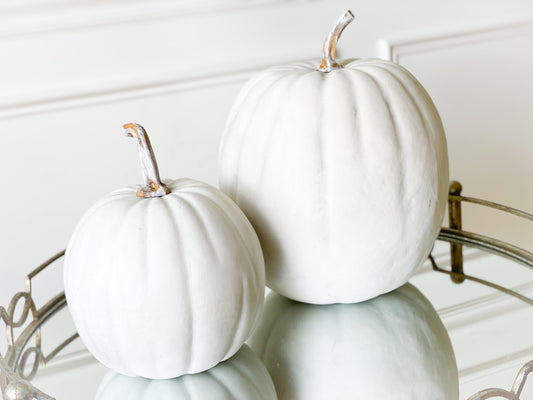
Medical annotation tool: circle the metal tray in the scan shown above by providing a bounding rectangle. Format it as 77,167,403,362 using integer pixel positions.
2,181,533,400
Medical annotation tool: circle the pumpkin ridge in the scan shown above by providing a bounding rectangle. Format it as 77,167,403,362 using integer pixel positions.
220,350,270,399
255,70,313,190
369,64,444,214
312,69,359,262
108,186,137,197
232,279,247,358
323,70,369,248
364,63,439,148
66,193,135,259
160,197,195,374
231,73,298,203
340,65,364,188
222,69,288,137
316,70,329,243
186,191,259,356
141,197,180,364
354,68,408,226
104,197,147,374
221,71,289,200
194,190,265,348
141,197,154,303
204,369,239,400
359,64,447,282
189,190,261,293
169,192,220,265
376,63,447,163
165,192,243,368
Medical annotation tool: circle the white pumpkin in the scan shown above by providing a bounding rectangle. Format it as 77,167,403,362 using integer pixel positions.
65,123,265,379
219,11,449,304
248,284,458,400
95,345,277,400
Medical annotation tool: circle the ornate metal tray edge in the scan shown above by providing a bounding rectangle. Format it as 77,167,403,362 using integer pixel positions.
0,251,71,400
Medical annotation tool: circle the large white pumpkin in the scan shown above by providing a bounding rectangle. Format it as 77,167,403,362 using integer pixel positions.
248,284,458,400
219,11,449,304
95,345,277,400
65,123,265,379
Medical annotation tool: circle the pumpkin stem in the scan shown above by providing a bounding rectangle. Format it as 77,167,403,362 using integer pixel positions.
123,123,170,198
319,10,354,73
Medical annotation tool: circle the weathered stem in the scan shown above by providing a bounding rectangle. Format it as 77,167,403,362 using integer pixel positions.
123,123,170,198
318,10,355,73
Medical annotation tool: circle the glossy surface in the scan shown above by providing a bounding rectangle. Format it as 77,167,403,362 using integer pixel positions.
248,284,458,400
95,345,277,400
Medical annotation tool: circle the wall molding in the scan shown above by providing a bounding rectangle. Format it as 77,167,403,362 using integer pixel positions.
440,280,533,329
459,346,533,382
379,18,533,63
0,0,295,38
0,56,317,120
0,68,251,120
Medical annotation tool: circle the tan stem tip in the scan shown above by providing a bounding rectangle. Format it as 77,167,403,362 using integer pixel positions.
319,10,355,73
123,123,170,198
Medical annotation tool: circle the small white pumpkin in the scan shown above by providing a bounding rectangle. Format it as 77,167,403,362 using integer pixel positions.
248,284,458,400
65,123,265,379
219,11,449,304
95,345,277,400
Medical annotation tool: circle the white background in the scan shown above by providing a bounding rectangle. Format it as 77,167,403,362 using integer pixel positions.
1,0,533,398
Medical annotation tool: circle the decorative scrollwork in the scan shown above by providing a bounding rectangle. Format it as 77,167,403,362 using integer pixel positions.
1,292,37,352
1,250,68,400
467,360,533,400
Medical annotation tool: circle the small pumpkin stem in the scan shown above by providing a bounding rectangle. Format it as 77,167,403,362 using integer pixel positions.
123,123,170,198
319,10,355,73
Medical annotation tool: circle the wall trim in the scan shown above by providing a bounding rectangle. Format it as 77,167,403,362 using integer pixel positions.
0,56,314,120
440,280,533,328
379,18,533,63
0,0,294,38
459,346,533,382
0,69,250,120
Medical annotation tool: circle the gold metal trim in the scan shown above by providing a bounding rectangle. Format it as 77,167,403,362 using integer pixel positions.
432,182,533,307
0,250,75,400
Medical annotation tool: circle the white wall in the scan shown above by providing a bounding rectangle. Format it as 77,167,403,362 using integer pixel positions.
2,0,533,398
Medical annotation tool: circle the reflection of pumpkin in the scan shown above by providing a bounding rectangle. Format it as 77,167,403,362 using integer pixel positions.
248,284,458,400
65,124,265,379
219,11,449,304
95,345,277,400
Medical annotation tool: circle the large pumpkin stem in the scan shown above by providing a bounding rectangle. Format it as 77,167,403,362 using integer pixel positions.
123,123,170,198
319,10,354,73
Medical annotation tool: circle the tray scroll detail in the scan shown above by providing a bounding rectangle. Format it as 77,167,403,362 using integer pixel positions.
0,250,71,400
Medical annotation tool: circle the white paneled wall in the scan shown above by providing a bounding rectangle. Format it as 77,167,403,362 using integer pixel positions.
2,0,533,398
